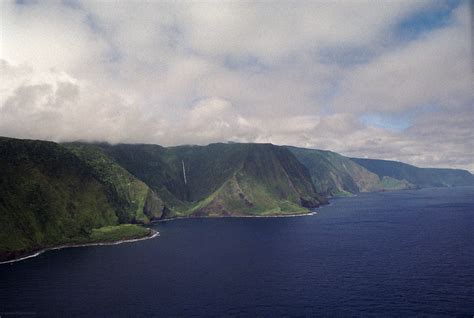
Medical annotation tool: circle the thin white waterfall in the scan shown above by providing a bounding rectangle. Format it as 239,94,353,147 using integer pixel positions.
182,160,187,185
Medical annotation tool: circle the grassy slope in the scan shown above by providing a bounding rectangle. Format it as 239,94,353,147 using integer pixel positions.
0,138,158,262
352,158,474,188
88,224,152,243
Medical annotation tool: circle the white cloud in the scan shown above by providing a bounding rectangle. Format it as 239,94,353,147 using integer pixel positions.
174,1,430,62
0,59,151,143
0,0,472,172
0,1,108,73
332,3,472,113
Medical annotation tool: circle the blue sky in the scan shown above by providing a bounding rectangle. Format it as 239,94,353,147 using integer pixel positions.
1,0,473,171
395,0,462,40
360,113,413,132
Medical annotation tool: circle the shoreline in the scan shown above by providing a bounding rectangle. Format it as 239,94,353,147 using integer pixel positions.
2,211,317,264
0,229,160,265
153,210,318,223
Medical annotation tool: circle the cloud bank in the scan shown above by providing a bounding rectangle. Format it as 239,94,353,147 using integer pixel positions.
0,0,473,171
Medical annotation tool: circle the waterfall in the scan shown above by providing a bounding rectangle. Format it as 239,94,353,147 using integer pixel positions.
182,160,187,185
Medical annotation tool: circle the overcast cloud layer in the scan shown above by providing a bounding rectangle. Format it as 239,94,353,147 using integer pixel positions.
1,0,473,171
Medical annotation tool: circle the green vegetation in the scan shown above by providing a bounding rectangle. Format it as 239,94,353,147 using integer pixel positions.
0,137,117,261
288,146,417,196
288,146,381,196
2,136,472,262
88,224,152,243
0,137,160,262
0,138,325,261
98,142,326,217
352,158,474,188
64,143,164,223
289,146,473,197
379,176,413,190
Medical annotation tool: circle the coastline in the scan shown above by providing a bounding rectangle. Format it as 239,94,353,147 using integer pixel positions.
0,229,159,265
153,210,318,223
2,211,317,264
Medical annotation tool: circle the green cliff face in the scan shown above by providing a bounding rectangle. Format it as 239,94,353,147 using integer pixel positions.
0,138,326,261
0,137,162,261
97,143,327,217
289,146,473,197
64,143,164,223
352,158,474,188
3,136,471,262
184,144,327,216
287,147,413,196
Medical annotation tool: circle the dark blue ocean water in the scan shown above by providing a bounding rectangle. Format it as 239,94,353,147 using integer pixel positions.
1,187,473,317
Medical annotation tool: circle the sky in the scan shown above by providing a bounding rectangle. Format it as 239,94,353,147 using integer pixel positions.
0,0,473,171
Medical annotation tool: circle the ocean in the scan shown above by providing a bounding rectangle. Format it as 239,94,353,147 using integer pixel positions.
1,186,473,317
